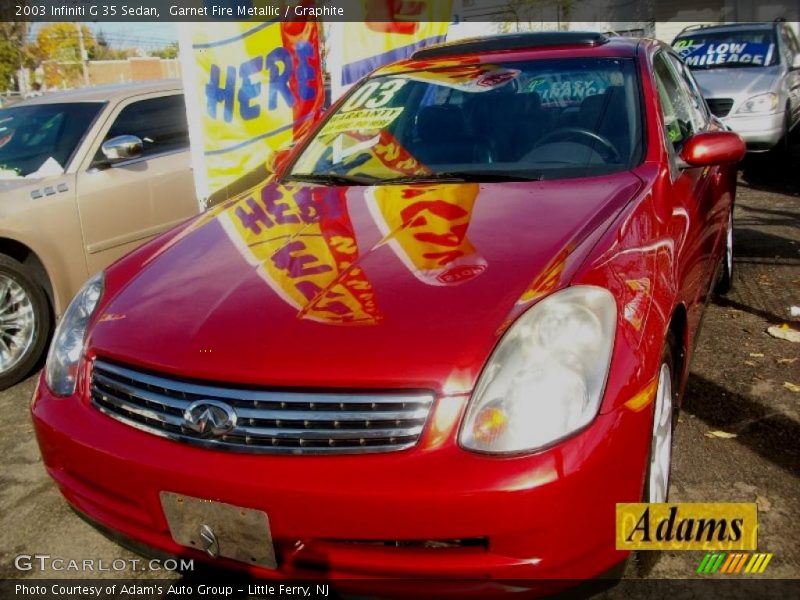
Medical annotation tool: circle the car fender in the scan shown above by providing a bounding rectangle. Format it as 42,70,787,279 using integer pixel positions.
0,173,86,317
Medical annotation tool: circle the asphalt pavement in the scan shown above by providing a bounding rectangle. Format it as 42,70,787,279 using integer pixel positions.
1,140,798,590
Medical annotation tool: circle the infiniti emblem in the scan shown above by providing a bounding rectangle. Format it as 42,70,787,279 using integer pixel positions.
183,400,237,437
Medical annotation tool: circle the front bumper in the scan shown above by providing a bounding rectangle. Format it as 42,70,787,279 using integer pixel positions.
31,372,652,581
721,111,784,151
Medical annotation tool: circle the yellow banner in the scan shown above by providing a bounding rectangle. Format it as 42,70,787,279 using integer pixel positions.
328,1,452,98
616,503,758,551
179,20,323,201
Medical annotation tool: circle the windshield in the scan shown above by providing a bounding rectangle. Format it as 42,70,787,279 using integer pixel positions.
673,30,778,69
288,58,643,184
0,102,103,178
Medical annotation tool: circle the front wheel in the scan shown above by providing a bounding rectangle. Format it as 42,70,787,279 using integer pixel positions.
646,349,676,503
632,336,679,576
0,255,52,389
714,212,734,295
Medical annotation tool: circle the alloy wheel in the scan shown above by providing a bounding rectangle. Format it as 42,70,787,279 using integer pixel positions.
0,274,36,374
726,212,733,278
648,362,674,503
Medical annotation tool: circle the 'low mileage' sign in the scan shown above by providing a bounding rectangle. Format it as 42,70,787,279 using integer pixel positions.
674,39,774,67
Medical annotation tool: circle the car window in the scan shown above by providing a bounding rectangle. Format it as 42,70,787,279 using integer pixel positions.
667,54,708,128
0,102,103,178
289,57,643,183
97,94,188,162
653,53,702,152
673,29,778,69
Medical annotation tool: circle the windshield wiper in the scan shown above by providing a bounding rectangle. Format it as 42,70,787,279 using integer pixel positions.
284,170,544,186
382,171,544,184
283,172,381,186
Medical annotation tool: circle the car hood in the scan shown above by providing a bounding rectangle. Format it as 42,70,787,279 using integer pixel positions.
691,65,781,100
0,175,64,218
0,176,43,194
90,175,641,392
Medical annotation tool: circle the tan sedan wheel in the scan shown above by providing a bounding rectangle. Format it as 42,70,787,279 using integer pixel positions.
0,255,51,389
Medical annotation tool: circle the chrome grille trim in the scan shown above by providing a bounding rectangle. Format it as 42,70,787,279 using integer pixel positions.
90,359,434,455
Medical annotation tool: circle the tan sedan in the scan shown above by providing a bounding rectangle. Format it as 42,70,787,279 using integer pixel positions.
0,80,198,388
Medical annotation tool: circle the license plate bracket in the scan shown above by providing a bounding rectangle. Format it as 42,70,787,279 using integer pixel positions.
160,491,276,569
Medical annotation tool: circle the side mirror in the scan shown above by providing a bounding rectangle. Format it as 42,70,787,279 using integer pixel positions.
679,131,745,167
101,135,143,162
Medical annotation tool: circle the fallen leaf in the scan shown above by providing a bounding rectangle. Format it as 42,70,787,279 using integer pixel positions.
744,361,757,367
705,430,738,439
767,324,800,343
784,382,800,393
778,357,798,365
749,353,765,358
756,496,772,512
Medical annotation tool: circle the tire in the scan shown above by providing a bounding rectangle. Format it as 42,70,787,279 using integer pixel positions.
714,211,734,295
0,255,52,389
632,332,680,576
781,107,791,154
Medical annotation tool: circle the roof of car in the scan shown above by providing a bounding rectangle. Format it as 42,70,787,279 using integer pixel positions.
674,22,778,37
412,31,614,59
375,32,644,77
14,79,182,106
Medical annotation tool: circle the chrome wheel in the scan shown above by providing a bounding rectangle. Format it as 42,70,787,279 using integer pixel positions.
725,213,733,278
0,274,35,373
648,362,674,503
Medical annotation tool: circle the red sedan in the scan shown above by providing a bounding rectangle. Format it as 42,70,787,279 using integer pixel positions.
32,32,744,584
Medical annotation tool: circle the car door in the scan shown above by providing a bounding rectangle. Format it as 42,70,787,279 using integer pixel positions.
76,92,198,273
652,52,723,311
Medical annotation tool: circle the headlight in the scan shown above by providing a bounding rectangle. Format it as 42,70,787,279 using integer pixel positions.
460,286,616,454
736,92,779,114
45,272,104,396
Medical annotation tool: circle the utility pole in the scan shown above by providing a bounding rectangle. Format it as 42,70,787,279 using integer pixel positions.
76,23,89,87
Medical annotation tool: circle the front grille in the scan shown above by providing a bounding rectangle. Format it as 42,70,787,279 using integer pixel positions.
90,359,434,455
706,98,734,118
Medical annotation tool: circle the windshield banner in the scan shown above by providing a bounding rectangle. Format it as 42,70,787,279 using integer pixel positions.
178,19,324,206
401,64,520,93
673,39,774,67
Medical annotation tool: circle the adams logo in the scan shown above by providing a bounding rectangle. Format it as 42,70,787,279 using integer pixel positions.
616,503,758,551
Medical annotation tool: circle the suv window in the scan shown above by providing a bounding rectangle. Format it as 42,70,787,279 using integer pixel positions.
654,53,703,151
98,94,188,161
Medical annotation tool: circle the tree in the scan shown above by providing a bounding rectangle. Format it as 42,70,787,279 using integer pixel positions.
0,22,30,92
500,0,575,32
94,31,137,60
151,42,179,60
32,23,96,88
